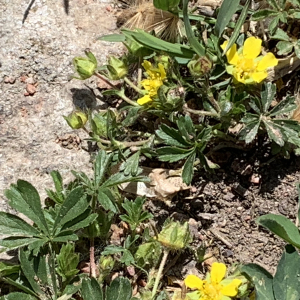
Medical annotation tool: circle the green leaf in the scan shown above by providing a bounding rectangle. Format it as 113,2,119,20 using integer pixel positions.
261,82,277,113
53,187,88,231
106,277,132,300
252,9,279,21
5,180,49,235
121,151,141,176
215,0,240,37
269,16,280,35
61,210,98,232
276,41,294,55
156,124,190,147
0,237,44,252
134,241,162,268
157,147,193,162
81,278,103,300
263,120,285,146
0,293,38,300
94,150,113,187
241,264,275,300
257,214,300,248
269,96,296,117
51,231,78,243
99,33,126,42
176,115,196,141
56,244,79,281
121,29,195,59
273,245,300,300
19,249,43,296
0,212,41,237
239,119,260,144
182,0,206,56
97,188,118,213
101,172,147,189
272,28,290,41
153,0,180,12
222,0,250,55
0,262,20,277
182,151,196,185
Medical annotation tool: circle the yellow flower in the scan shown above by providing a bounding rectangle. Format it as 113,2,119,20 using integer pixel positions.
137,60,166,105
221,37,278,84
184,262,242,300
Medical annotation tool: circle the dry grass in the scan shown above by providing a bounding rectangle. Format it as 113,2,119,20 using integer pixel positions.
117,0,184,42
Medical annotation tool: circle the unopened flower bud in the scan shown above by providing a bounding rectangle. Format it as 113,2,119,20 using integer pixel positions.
107,56,128,80
73,50,97,80
64,111,88,129
154,55,170,70
157,221,191,250
99,255,115,271
188,55,212,77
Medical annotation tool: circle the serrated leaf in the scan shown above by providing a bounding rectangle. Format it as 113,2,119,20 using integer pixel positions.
5,180,49,235
0,262,20,277
276,41,294,55
94,150,113,187
0,237,43,252
239,120,260,144
273,245,300,300
257,214,300,248
261,82,277,112
269,17,280,35
51,231,78,243
241,264,274,300
269,96,296,116
106,277,132,300
61,210,98,232
0,212,41,237
176,115,196,142
121,151,140,176
156,124,190,147
122,107,141,127
97,188,118,213
272,28,290,41
182,151,196,185
215,0,240,37
50,170,64,203
134,241,162,268
56,244,79,281
157,147,193,162
252,9,279,21
53,187,88,231
0,293,38,300
263,120,285,146
19,249,43,296
81,278,103,300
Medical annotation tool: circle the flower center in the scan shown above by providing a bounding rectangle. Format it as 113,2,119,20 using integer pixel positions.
201,281,223,300
236,56,257,80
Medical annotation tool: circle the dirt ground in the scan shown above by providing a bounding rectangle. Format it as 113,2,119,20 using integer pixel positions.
0,0,299,277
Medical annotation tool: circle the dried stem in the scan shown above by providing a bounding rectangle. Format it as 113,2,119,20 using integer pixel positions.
94,72,117,89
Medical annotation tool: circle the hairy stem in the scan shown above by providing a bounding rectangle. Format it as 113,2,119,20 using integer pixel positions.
90,237,96,278
152,248,170,299
183,104,219,118
124,76,144,94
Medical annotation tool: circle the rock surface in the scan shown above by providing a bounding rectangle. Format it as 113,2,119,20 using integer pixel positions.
0,0,122,213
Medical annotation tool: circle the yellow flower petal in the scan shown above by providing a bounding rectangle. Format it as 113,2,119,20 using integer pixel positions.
251,70,268,83
221,279,242,297
184,275,204,290
256,52,278,71
158,63,167,80
210,263,226,285
243,37,262,59
221,41,239,65
137,94,152,105
142,60,152,72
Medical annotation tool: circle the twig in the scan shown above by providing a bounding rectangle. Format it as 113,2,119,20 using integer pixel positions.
94,72,117,89
210,228,233,248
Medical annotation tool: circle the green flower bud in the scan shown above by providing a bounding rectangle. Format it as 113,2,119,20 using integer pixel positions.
188,55,212,77
157,221,192,250
154,55,170,70
73,50,97,80
64,111,88,129
107,56,128,80
99,255,115,271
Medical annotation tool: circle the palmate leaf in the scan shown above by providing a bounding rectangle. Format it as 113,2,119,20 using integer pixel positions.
269,95,296,117
252,9,279,21
97,188,118,213
176,115,196,142
261,82,277,113
156,124,191,147
262,120,286,146
276,41,294,55
0,237,45,253
81,278,103,300
106,277,132,300
182,151,196,185
157,147,193,162
5,180,49,235
52,187,88,232
239,119,261,144
94,149,113,187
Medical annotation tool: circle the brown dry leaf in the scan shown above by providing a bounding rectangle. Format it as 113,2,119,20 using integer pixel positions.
119,167,190,201
110,224,124,246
